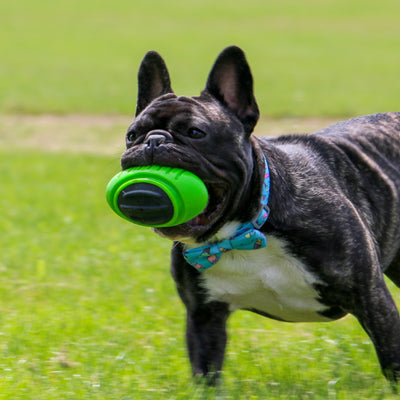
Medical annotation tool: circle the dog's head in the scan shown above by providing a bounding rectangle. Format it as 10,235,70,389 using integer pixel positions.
121,46,263,242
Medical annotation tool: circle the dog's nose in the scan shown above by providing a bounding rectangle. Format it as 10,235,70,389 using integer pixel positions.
144,130,173,148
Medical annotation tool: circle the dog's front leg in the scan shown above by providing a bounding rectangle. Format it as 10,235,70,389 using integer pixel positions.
186,301,230,384
171,242,230,384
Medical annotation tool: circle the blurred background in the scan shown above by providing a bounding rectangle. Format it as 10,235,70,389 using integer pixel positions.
1,0,399,118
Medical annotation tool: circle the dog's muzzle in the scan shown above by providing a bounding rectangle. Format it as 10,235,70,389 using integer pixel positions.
144,130,173,149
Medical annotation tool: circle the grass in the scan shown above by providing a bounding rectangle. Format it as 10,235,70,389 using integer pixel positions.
0,0,400,117
0,145,400,399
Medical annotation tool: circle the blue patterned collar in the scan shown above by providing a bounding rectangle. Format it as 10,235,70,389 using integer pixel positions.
183,156,270,271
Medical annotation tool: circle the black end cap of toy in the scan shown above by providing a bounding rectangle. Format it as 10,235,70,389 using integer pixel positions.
117,183,174,226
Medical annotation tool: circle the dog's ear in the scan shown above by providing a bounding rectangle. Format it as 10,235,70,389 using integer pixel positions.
204,46,259,135
135,51,173,116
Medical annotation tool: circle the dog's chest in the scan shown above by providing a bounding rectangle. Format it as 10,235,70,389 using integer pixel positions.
199,236,330,322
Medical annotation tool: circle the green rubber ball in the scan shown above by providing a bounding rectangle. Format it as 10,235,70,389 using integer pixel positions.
106,166,209,227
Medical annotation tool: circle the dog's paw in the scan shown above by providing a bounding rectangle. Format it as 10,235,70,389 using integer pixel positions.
193,371,223,387
383,364,400,393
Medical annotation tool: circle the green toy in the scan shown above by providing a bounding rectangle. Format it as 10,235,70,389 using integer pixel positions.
106,166,209,227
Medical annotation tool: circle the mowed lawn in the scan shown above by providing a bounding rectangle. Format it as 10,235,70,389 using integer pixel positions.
1,0,400,398
1,115,400,398
1,0,400,117
1,146,400,399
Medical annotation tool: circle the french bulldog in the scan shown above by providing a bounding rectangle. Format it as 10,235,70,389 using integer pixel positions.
120,46,400,385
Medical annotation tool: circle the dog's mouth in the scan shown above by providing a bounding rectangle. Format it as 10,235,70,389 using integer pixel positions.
186,184,229,228
153,182,231,242
120,145,235,242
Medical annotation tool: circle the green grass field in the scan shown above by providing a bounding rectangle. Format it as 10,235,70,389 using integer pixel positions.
1,0,400,398
1,148,399,399
1,0,400,117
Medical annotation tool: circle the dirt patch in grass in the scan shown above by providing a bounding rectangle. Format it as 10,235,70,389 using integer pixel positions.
0,114,129,157
0,114,341,155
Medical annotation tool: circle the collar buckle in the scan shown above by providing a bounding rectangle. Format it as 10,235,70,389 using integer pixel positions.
252,205,270,229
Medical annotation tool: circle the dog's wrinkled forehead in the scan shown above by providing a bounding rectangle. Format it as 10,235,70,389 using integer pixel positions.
134,93,234,133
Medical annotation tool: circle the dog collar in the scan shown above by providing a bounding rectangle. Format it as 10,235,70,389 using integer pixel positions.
183,156,270,271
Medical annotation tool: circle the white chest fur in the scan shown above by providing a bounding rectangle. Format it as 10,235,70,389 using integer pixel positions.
198,235,330,322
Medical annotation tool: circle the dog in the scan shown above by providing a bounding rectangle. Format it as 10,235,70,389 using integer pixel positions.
120,46,400,384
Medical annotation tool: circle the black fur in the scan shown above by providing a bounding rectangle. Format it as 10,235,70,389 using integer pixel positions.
120,46,400,384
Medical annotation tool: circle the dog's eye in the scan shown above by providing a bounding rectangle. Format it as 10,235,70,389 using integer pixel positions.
188,128,206,139
126,131,136,143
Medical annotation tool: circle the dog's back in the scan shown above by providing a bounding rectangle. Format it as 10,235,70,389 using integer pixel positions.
315,112,400,271
259,112,400,277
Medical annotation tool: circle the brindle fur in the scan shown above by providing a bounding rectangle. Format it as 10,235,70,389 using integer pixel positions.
121,46,400,385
